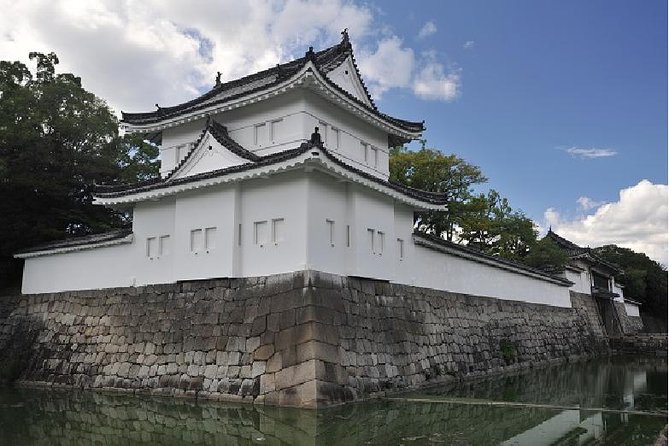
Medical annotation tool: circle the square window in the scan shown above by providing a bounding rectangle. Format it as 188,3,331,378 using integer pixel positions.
205,227,217,250
367,228,375,254
159,235,170,256
190,229,203,253
271,218,284,243
254,123,267,146
254,221,268,245
332,128,340,149
326,219,335,246
146,237,156,258
270,119,283,143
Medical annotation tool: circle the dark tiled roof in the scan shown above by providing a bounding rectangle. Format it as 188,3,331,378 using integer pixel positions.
120,33,424,134
15,229,132,255
414,232,573,286
546,230,622,273
545,230,586,256
94,139,447,205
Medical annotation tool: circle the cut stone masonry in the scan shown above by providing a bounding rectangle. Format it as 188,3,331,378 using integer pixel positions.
0,270,610,407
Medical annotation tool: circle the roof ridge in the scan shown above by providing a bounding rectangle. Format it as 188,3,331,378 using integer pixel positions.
120,33,423,135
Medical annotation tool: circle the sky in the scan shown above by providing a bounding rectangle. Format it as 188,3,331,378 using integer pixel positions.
1,0,667,264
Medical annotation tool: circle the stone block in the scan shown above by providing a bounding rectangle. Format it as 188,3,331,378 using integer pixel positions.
203,365,218,379
274,360,316,391
254,344,274,361
246,336,261,353
251,361,266,378
296,341,340,364
260,373,275,395
266,352,282,373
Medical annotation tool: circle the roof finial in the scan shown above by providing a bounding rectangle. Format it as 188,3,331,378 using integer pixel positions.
155,103,161,110
341,28,349,43
215,71,222,86
310,126,322,145
549,225,552,233
305,46,316,62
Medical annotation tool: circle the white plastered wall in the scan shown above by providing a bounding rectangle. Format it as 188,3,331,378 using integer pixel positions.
173,186,237,281
624,302,640,317
20,243,136,294
402,245,572,308
238,171,309,277
158,90,391,182
565,269,591,294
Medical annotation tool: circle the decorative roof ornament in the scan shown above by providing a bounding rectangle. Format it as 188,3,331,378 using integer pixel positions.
341,28,350,45
310,127,322,145
215,71,222,87
305,46,316,62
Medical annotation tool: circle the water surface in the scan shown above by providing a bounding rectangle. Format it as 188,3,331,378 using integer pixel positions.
0,357,666,445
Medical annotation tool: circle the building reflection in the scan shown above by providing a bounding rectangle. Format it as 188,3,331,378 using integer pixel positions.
0,358,665,445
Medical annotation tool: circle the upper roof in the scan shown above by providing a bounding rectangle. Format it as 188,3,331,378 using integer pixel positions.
121,30,424,140
93,129,447,210
546,230,622,274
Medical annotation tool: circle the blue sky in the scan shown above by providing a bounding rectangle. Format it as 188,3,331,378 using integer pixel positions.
1,0,666,262
376,0,667,219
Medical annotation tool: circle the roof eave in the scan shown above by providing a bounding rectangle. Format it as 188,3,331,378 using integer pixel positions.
93,146,445,210
121,63,423,140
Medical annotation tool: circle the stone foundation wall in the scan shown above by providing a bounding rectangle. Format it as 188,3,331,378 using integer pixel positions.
614,302,644,334
0,271,610,407
610,334,668,356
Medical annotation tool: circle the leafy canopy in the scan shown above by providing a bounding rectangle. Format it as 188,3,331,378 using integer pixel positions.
0,52,159,287
390,143,535,260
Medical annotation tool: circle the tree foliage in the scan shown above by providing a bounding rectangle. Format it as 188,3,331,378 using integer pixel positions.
389,144,486,241
523,236,569,271
458,189,537,260
0,52,159,287
389,143,535,260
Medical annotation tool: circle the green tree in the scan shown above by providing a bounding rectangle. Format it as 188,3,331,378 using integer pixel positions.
389,144,487,241
0,52,158,288
389,144,536,260
522,236,569,271
458,189,537,260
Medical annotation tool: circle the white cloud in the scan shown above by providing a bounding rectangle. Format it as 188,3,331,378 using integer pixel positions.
463,40,475,49
565,147,617,159
576,196,605,211
544,180,668,264
417,21,437,39
357,36,415,98
412,53,461,101
0,0,462,113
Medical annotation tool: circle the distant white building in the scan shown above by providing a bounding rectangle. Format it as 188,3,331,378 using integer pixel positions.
16,32,573,307
545,230,641,324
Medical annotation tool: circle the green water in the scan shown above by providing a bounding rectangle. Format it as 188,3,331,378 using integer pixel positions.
0,357,666,445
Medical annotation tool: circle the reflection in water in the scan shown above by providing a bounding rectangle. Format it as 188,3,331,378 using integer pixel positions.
0,358,666,445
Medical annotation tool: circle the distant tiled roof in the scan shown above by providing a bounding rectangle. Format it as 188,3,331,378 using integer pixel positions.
94,138,447,206
546,230,622,274
15,229,133,257
120,31,424,135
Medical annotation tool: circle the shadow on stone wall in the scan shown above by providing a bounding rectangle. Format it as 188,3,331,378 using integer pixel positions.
0,271,613,407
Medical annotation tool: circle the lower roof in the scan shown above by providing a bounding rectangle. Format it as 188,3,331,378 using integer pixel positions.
93,140,448,209
15,229,133,258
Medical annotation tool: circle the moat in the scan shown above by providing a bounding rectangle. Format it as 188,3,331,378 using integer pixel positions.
0,357,666,445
